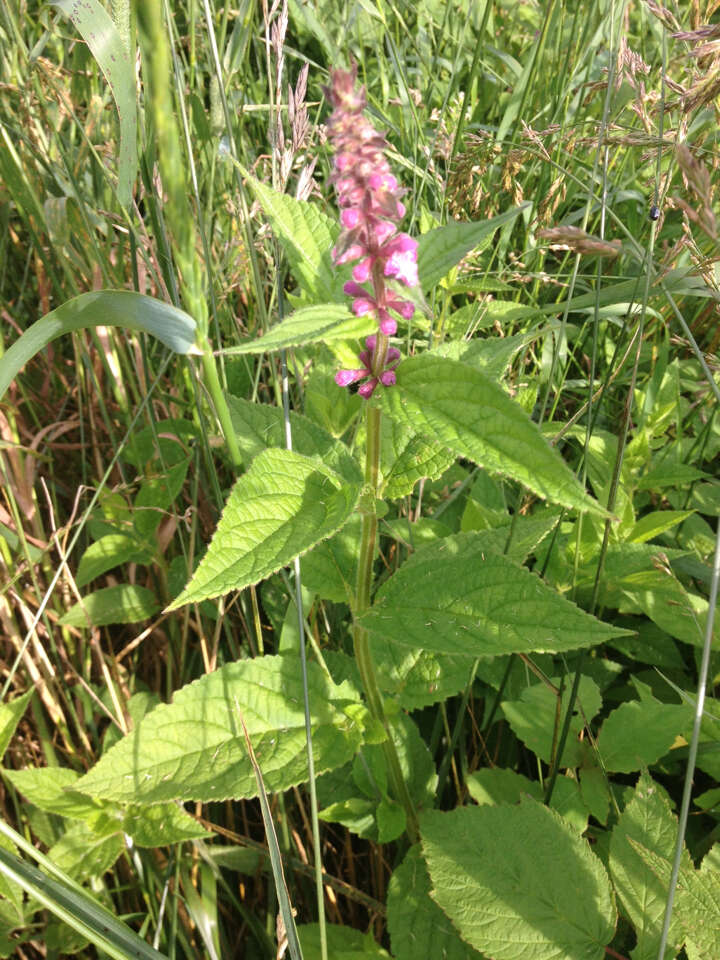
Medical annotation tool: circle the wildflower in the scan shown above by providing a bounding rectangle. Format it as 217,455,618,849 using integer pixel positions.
335,336,401,399
325,64,418,395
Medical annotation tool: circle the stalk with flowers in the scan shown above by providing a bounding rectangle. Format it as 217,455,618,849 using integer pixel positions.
326,64,422,840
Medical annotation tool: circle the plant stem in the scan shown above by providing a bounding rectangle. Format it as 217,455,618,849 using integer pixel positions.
198,336,242,472
353,402,419,843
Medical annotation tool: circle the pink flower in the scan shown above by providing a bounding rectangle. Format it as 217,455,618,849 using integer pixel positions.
325,64,417,396
335,336,401,398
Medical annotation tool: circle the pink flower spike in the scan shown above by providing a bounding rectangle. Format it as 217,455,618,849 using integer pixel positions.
352,298,375,317
343,280,369,297
377,311,397,336
374,221,396,244
358,378,378,398
341,208,361,229
389,297,415,319
384,234,419,287
387,347,401,363
333,242,365,265
335,368,368,387
352,257,373,283
380,370,396,387
365,334,377,351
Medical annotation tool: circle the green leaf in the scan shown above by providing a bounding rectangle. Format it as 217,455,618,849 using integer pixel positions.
387,844,483,960
0,689,34,762
422,800,616,960
122,803,212,847
75,656,364,804
596,699,691,774
0,291,198,402
609,773,688,960
222,305,375,354
502,676,602,768
379,355,604,514
52,0,137,206
48,821,123,881
628,510,695,544
433,330,535,382
381,430,456,500
59,585,160,627
2,768,108,821
417,206,528,290
246,178,340,302
370,639,473,710
360,533,628,657
467,765,589,833
301,516,360,603
297,923,391,959
167,447,361,609
227,394,362,487
76,535,154,589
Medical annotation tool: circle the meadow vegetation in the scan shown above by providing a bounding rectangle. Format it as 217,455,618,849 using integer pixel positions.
0,1,719,958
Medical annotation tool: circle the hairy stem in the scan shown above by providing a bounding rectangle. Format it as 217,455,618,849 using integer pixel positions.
352,403,419,843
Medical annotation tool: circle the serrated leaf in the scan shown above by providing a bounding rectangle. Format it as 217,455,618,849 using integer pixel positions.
609,773,687,960
48,821,123,881
379,355,604,515
360,533,629,657
247,178,340,302
370,639,473,710
124,803,212,847
59,584,160,627
301,516,360,603
596,699,691,773
421,800,616,960
2,768,109,821
433,330,534,381
222,305,375,354
76,534,153,588
502,676,602,768
418,206,528,290
227,394,362,486
53,0,136,206
382,432,456,500
387,844,484,960
75,656,364,804
167,447,361,609
0,290,198,402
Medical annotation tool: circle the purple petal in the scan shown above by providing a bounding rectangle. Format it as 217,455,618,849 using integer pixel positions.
358,378,378,398
379,370,396,386
335,368,367,387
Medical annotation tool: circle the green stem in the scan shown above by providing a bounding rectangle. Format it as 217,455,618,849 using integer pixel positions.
353,403,419,843
199,336,243,472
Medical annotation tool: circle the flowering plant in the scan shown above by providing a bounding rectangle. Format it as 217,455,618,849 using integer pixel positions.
326,65,418,397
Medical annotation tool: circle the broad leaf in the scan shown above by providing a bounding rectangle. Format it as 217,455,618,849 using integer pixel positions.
381,429,456,500
3,768,108,822
301,516,361,604
222,305,374,354
0,291,198,402
502,676,602,768
76,656,365,804
298,923,391,959
0,689,34,761
247,178,340,302
387,845,483,960
418,206,528,290
596,699,691,773
421,800,616,960
59,584,160,627
609,773,687,960
379,355,604,515
76,534,154,588
53,0,137,206
48,821,123,881
227,394,362,487
359,533,629,657
167,447,361,609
